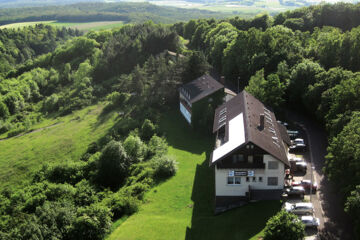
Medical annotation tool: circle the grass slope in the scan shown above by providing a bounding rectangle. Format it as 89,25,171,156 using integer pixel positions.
0,104,118,189
107,110,281,240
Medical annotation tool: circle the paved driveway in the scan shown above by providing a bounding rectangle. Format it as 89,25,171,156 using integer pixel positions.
285,109,354,240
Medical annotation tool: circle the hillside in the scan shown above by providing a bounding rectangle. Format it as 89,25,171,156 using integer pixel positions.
0,104,118,189
0,2,230,26
1,2,360,240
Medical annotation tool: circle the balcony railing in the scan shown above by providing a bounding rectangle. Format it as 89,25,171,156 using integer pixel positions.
217,161,266,169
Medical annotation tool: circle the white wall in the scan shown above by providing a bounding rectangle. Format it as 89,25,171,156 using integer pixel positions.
215,154,285,196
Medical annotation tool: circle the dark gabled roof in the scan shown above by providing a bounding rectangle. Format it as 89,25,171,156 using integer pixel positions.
179,75,224,104
277,122,291,146
211,90,289,167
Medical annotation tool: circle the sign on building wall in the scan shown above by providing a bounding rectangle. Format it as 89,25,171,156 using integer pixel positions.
248,170,254,177
228,170,255,177
235,171,247,176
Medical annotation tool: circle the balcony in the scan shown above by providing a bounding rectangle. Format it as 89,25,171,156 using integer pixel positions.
217,161,265,169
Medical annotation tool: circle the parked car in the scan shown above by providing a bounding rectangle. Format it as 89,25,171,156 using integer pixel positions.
287,130,299,139
295,161,307,172
290,156,303,162
290,143,307,153
289,160,307,173
284,186,305,198
278,120,289,127
292,179,317,192
284,202,314,215
291,138,305,145
301,216,320,228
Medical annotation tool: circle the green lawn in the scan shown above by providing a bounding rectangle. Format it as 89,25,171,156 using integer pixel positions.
0,104,118,189
107,110,281,240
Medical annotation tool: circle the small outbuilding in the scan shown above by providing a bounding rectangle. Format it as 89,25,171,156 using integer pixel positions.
178,74,224,127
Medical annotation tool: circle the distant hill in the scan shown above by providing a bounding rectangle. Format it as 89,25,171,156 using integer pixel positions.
0,2,230,25
0,0,101,8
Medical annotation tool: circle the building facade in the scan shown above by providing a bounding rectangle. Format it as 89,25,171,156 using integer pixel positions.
210,91,290,212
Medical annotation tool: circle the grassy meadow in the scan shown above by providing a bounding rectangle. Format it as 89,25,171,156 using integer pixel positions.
0,20,124,31
107,110,281,240
0,104,118,189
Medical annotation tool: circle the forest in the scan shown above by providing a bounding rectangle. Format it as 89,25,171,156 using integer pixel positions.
0,2,360,240
0,2,229,26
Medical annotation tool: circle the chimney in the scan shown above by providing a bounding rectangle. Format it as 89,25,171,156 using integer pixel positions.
220,76,225,85
259,114,265,130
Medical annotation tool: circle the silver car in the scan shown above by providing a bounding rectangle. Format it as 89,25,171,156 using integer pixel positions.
284,202,314,215
301,216,320,228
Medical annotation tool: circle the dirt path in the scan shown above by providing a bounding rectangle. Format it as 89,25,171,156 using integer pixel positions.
0,122,63,142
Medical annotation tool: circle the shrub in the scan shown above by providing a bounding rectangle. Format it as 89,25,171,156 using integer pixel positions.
42,93,59,113
263,210,305,240
71,203,112,240
0,100,9,119
83,152,101,181
74,180,99,206
43,162,85,185
97,140,130,189
126,164,155,186
103,193,140,219
86,142,99,154
44,182,76,201
35,201,77,240
152,155,178,178
147,135,168,157
120,182,151,200
0,121,12,134
123,134,147,162
140,119,157,141
106,92,130,107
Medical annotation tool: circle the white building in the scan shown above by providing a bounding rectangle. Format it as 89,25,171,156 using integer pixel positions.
210,90,290,212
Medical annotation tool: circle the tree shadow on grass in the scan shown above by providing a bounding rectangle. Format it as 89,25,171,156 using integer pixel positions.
159,110,213,155
185,158,282,240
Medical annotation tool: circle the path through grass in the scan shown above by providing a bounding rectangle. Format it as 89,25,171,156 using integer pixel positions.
107,110,281,240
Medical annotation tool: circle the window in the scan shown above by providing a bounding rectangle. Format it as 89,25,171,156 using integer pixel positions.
246,177,250,182
248,156,253,164
232,154,245,163
259,177,263,182
268,161,279,169
254,155,263,163
227,176,241,185
267,177,278,186
252,177,256,182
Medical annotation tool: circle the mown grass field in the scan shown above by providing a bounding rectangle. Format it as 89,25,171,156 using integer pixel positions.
0,104,118,189
107,110,281,240
0,20,124,31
